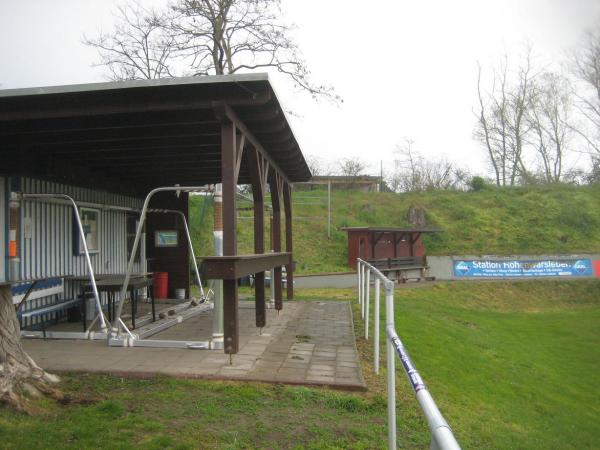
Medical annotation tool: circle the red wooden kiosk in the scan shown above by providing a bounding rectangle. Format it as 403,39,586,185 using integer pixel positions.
342,227,441,272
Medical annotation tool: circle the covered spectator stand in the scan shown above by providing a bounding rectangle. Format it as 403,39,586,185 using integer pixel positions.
343,227,441,270
0,74,309,355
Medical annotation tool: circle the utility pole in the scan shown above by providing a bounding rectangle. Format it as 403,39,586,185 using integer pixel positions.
327,180,331,239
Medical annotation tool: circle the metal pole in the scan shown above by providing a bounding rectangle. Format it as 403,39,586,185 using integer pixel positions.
385,282,396,450
20,193,107,331
388,326,461,450
327,181,331,239
363,265,368,321
358,261,362,308
374,277,380,374
175,211,203,298
360,264,365,318
212,184,224,349
113,186,210,336
365,269,370,340
418,389,461,450
140,228,147,299
148,209,204,299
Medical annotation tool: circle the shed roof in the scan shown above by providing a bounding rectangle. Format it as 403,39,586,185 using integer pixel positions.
341,227,442,233
309,175,381,182
0,73,310,195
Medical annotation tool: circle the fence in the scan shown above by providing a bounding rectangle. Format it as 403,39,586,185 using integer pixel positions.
357,258,461,450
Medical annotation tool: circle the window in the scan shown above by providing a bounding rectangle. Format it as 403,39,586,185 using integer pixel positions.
74,208,99,255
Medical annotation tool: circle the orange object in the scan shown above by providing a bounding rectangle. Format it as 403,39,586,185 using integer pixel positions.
8,241,17,258
154,272,169,299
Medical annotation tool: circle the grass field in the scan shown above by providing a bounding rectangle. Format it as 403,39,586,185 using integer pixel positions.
294,280,600,449
190,183,600,274
1,280,598,449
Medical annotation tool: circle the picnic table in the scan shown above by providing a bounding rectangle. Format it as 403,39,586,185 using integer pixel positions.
77,274,155,330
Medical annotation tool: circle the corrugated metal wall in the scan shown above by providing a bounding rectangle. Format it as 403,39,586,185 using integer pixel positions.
0,177,5,283
16,177,143,328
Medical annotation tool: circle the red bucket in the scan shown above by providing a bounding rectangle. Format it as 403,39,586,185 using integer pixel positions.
153,272,168,299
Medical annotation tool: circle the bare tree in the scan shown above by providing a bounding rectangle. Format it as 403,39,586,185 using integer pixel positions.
338,158,367,177
474,49,536,185
526,72,573,183
507,50,535,184
388,139,469,192
83,1,176,80
84,0,338,101
571,25,600,154
305,154,332,177
476,62,502,186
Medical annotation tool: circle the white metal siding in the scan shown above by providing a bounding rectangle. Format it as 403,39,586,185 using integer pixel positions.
17,177,143,328
0,177,5,282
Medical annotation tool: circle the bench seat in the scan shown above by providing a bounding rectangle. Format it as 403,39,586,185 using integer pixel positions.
11,277,91,336
18,297,80,320
367,257,434,282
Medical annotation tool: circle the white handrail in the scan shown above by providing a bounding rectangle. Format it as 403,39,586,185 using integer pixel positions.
147,208,211,301
113,186,211,337
357,258,461,450
19,193,108,332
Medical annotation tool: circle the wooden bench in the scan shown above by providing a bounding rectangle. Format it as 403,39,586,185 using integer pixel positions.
367,257,435,283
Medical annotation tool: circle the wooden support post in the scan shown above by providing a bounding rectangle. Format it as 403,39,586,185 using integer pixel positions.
222,279,238,353
270,173,283,310
221,120,239,354
248,148,269,327
410,233,420,257
372,231,384,260
283,181,294,300
371,231,377,259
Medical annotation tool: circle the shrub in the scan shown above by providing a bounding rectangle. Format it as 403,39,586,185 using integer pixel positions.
469,176,486,191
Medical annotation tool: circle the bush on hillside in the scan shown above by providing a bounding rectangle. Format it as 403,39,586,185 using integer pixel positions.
469,176,486,191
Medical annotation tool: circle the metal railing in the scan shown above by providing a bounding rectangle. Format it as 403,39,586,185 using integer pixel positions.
357,258,461,450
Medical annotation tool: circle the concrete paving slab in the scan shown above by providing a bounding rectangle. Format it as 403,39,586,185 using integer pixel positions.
22,300,366,390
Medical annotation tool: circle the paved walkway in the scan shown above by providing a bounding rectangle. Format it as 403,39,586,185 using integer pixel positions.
23,301,365,390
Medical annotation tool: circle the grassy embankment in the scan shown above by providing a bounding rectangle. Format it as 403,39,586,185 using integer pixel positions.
190,183,600,274
1,280,598,449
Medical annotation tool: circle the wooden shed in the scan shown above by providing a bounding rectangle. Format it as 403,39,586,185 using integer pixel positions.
342,227,441,270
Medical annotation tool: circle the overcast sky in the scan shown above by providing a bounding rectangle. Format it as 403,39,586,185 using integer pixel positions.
1,0,599,177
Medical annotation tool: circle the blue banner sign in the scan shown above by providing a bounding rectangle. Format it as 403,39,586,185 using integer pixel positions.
454,259,593,278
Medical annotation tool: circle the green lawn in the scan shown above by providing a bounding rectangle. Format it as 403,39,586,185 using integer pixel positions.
1,280,598,449
356,280,600,449
0,377,391,450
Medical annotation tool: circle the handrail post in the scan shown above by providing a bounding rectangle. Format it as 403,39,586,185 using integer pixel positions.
113,186,211,337
20,193,107,331
363,265,368,321
360,263,365,319
385,280,396,450
358,261,362,308
365,268,370,339
374,277,380,374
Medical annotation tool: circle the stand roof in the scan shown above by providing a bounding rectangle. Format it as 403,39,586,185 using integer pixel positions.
0,73,310,195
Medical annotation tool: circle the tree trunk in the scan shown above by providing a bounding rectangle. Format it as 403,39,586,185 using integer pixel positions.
0,285,61,413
